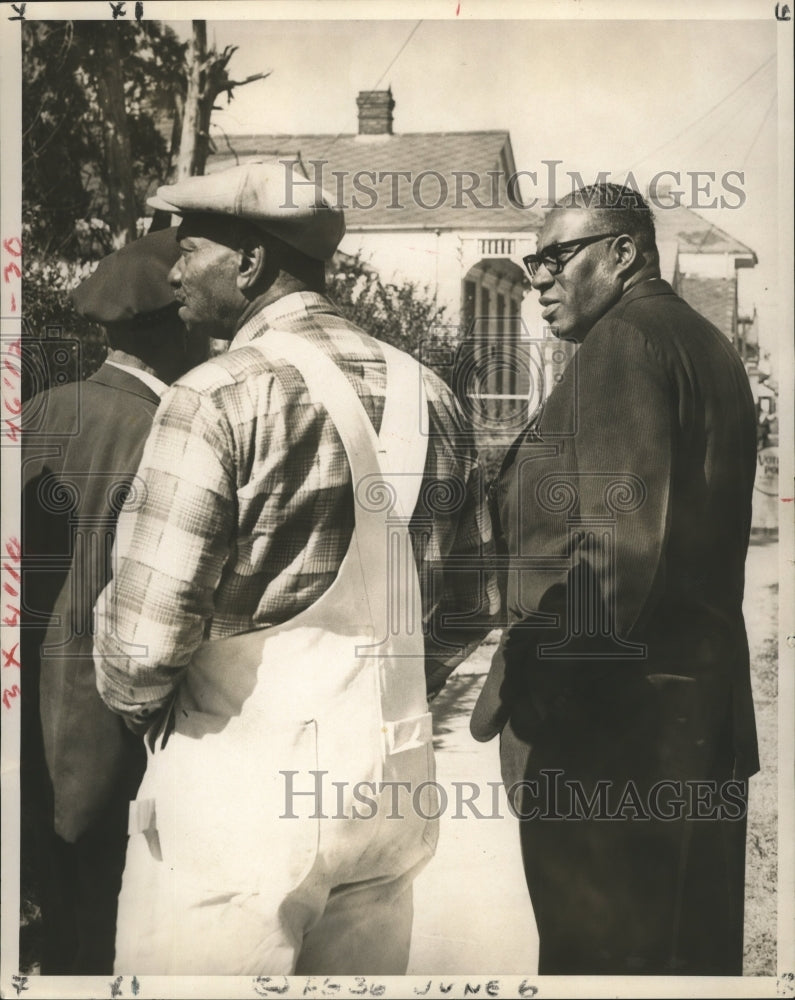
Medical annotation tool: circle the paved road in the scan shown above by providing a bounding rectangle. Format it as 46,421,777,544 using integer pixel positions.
408,659,538,975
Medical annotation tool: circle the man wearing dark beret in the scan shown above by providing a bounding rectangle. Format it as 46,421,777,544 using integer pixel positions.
21,226,208,974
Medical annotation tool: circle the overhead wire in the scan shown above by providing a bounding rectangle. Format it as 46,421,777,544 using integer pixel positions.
316,20,424,163
673,78,774,167
368,20,424,92
741,93,777,169
616,53,776,176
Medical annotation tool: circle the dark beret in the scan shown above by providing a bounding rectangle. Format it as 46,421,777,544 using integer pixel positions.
70,226,180,326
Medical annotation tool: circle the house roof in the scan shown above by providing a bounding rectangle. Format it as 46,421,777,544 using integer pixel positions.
206,131,542,232
654,204,757,262
676,275,737,340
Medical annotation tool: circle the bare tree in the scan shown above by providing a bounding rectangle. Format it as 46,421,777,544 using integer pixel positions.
176,21,270,180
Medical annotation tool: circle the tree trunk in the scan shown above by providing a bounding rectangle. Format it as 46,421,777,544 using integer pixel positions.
194,74,216,179
167,89,185,180
176,21,206,181
93,31,137,247
175,21,269,180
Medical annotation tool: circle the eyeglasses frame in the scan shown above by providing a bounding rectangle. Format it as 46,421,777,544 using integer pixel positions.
522,232,624,279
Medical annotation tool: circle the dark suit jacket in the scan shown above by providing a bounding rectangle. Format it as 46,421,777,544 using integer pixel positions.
22,363,158,841
471,279,759,785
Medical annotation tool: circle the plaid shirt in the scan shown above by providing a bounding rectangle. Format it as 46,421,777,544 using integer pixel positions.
95,291,498,728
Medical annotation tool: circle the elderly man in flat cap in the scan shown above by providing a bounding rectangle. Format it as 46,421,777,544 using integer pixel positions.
21,227,208,974
93,161,497,975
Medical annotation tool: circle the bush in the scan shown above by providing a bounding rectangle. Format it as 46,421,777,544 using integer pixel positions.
328,252,455,384
21,250,108,402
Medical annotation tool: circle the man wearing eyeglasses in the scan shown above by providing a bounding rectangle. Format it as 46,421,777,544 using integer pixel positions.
471,183,758,975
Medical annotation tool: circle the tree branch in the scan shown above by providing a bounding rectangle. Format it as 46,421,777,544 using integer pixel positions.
225,71,271,89
217,71,271,103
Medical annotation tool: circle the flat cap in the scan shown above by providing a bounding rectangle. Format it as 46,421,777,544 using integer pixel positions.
71,227,180,326
147,161,345,261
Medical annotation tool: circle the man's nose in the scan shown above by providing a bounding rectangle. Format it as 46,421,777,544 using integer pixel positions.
531,264,553,292
168,259,183,288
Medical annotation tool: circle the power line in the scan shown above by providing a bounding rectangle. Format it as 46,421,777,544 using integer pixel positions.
618,53,776,174
742,93,777,169
369,20,424,92
675,82,774,166
315,20,424,162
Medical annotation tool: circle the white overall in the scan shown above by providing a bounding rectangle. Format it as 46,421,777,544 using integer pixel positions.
113,332,438,975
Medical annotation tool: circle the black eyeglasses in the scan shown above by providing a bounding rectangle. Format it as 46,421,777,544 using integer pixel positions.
523,233,622,279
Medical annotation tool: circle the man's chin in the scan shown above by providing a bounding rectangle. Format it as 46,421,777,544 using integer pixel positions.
546,320,585,344
182,312,228,342
545,321,568,340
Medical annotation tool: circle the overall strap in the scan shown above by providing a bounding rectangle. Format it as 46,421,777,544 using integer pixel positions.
249,331,429,645
375,342,429,519
250,332,429,529
253,328,380,464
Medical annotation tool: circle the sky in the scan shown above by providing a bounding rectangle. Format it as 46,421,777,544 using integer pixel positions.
163,13,786,364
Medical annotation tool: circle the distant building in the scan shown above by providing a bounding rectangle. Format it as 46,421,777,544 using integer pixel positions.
654,201,758,359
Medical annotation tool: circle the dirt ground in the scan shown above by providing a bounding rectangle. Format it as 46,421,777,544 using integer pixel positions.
741,534,779,976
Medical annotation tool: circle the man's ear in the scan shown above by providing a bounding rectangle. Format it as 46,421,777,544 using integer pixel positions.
236,242,267,291
613,234,638,276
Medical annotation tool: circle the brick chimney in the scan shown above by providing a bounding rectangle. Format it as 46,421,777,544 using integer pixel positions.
356,89,395,135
